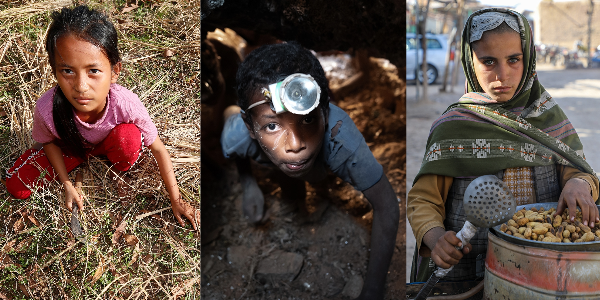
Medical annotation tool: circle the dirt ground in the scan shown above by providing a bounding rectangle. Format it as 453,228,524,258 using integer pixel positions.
201,50,406,299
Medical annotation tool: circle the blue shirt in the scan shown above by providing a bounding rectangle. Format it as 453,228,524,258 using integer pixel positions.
221,103,383,191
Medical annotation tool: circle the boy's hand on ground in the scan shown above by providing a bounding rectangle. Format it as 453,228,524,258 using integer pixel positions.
63,181,84,212
557,177,599,227
242,177,265,224
171,196,198,231
430,230,471,269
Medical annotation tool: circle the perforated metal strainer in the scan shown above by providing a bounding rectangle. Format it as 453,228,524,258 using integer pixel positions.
463,174,517,228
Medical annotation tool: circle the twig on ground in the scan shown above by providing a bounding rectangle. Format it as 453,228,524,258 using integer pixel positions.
94,273,129,300
40,240,80,269
135,207,171,221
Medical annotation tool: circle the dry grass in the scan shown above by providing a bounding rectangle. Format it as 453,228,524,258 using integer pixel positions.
0,0,200,298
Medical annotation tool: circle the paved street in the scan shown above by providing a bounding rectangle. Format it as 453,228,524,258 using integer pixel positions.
405,64,600,282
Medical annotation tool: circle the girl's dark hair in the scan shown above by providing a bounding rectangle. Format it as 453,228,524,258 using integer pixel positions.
236,42,330,121
45,5,120,159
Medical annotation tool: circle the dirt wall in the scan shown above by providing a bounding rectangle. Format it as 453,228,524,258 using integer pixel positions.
201,0,405,68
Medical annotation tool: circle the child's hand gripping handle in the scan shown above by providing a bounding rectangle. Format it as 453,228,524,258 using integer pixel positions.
414,220,478,300
434,220,478,277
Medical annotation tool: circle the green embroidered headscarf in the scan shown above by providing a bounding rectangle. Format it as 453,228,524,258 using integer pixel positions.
415,8,597,186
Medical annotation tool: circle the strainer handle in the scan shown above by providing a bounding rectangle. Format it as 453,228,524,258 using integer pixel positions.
455,220,477,250
434,220,478,278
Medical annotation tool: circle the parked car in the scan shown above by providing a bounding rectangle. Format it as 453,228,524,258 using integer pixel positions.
406,33,451,84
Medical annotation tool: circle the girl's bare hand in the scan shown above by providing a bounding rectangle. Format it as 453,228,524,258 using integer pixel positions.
63,181,84,212
557,178,599,227
171,196,198,230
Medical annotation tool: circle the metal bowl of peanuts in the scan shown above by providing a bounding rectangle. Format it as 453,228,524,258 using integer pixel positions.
491,203,600,251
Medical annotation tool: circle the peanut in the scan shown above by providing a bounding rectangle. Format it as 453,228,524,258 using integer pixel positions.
553,215,562,228
581,232,595,242
575,221,592,233
532,226,548,235
524,228,532,239
527,222,541,228
517,218,529,227
556,226,564,239
533,215,545,222
572,232,580,241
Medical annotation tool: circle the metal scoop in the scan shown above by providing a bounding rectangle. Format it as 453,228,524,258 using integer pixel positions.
414,175,517,300
463,174,516,228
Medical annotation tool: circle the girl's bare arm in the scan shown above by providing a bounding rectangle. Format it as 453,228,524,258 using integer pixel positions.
43,142,83,211
148,137,198,230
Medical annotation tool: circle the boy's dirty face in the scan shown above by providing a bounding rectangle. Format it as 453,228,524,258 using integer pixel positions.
244,90,326,178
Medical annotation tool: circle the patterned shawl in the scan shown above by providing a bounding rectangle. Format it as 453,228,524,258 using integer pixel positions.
415,8,597,184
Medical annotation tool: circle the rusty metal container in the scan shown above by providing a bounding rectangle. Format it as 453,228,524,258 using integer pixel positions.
484,203,600,300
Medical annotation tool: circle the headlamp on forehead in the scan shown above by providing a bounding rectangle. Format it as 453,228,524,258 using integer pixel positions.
245,73,321,115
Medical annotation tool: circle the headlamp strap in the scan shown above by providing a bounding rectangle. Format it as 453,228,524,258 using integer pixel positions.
245,100,269,112
242,88,273,113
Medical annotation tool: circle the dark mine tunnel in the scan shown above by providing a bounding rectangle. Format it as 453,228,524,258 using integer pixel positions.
201,1,406,298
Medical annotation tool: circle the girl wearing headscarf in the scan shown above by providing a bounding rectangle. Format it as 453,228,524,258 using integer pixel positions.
408,8,600,282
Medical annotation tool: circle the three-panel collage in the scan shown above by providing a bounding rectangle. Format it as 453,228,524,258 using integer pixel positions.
1,0,600,298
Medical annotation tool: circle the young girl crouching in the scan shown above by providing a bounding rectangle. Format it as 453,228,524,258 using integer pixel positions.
4,5,197,230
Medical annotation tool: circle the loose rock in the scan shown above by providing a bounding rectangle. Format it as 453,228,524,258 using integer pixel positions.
255,250,303,282
342,274,364,298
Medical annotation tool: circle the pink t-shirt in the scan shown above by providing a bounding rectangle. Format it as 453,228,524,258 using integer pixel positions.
32,83,158,147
